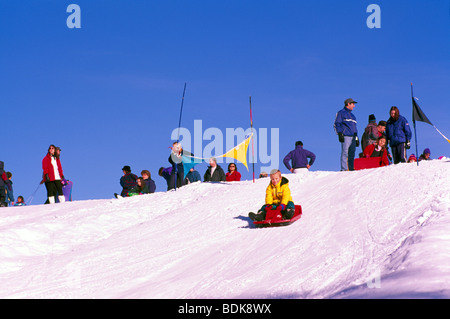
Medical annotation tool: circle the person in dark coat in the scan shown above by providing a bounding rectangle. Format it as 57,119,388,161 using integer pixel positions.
419,148,431,161
185,167,201,184
168,142,185,190
141,170,156,193
385,106,412,164
283,141,316,173
119,165,138,197
129,177,150,195
204,157,226,182
0,161,12,207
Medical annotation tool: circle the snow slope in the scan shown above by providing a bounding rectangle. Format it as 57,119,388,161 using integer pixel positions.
1,159,450,299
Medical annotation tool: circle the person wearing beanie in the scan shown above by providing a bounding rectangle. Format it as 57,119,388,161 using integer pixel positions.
419,148,431,161
361,114,379,153
408,154,417,163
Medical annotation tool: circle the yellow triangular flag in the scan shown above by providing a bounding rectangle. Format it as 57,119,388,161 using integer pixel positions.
218,134,253,170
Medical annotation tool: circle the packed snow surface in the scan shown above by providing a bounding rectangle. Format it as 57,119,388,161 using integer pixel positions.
1,159,450,299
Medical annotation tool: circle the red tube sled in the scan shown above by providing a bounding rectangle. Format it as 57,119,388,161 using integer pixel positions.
354,156,383,170
253,205,302,227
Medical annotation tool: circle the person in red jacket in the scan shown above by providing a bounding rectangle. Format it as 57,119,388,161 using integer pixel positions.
42,144,65,204
363,136,390,167
226,163,241,182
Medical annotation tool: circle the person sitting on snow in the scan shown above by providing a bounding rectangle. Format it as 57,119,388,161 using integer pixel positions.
363,136,390,167
419,148,431,161
248,169,295,222
116,165,138,197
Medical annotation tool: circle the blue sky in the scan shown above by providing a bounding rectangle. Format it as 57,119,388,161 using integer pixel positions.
1,0,449,203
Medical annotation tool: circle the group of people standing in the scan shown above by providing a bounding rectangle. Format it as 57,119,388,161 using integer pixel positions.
334,98,431,171
0,161,23,207
157,142,242,192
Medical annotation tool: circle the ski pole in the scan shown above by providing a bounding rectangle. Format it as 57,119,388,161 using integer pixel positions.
249,96,255,183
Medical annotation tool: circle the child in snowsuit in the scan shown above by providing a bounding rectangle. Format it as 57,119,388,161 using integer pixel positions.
249,170,295,222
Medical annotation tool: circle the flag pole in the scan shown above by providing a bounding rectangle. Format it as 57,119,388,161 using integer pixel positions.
411,82,419,166
249,96,255,183
174,82,187,191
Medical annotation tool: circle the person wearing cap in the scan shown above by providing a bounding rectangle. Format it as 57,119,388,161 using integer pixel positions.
283,141,316,173
117,165,138,197
334,98,359,171
385,106,412,164
419,148,431,161
248,169,295,222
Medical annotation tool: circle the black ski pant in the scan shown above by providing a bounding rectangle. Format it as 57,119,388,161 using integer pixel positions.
45,180,63,198
391,143,407,164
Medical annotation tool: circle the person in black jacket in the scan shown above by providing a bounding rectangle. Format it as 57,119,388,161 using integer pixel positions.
118,165,138,197
168,142,185,190
204,157,226,182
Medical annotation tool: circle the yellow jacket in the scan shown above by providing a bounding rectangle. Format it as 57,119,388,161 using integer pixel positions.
265,177,293,206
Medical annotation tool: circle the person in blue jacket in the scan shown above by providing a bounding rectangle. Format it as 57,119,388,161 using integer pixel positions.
141,170,156,193
185,167,201,184
334,98,359,171
385,106,412,164
283,141,316,173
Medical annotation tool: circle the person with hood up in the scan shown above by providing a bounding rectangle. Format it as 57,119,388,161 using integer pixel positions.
248,169,295,222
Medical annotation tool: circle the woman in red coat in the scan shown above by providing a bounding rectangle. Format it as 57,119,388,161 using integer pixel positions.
363,137,390,167
226,163,241,182
42,144,65,204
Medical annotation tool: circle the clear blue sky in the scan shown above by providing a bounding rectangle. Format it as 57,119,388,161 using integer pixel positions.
2,0,449,203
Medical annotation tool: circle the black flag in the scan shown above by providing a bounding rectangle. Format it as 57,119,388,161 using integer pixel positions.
412,97,432,125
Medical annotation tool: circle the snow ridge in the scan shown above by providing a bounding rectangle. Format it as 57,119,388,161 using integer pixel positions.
1,159,450,298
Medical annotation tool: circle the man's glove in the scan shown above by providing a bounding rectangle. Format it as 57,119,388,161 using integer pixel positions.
338,133,344,143
355,136,360,147
406,141,411,149
45,174,50,183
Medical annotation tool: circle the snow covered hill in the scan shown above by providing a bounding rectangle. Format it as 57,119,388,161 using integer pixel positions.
1,159,450,299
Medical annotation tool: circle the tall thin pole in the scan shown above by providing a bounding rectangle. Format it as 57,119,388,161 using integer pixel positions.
249,96,255,183
177,82,187,143
174,82,187,191
411,83,419,167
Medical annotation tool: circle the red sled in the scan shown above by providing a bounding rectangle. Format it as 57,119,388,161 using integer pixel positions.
253,205,302,227
354,156,383,171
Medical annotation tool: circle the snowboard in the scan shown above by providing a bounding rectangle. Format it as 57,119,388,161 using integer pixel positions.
250,205,302,227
